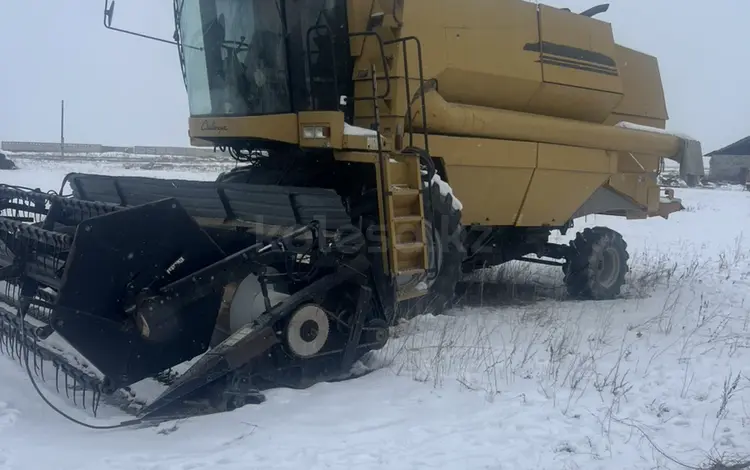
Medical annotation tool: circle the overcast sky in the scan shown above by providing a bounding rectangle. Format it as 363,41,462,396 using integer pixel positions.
1,0,747,152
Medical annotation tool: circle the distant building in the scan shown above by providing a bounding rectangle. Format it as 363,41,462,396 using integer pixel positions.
708,136,750,183
0,152,16,170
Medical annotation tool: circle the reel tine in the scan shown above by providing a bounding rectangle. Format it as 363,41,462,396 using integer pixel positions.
17,327,24,361
33,346,39,374
93,389,101,417
1,287,115,419
8,328,15,356
13,330,20,361
20,341,26,367
17,331,24,361
8,329,14,357
7,329,14,359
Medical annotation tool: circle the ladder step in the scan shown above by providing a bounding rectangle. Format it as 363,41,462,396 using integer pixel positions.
393,215,422,223
397,268,426,277
397,287,429,302
390,187,420,196
395,242,424,252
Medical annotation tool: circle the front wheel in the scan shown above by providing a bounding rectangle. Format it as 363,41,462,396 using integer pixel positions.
563,226,629,300
395,173,465,319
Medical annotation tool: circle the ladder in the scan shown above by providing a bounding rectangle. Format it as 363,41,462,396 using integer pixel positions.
368,64,430,302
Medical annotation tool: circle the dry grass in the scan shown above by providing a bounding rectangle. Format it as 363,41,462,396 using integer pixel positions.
369,238,750,468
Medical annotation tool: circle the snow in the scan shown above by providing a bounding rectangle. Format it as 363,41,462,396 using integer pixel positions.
426,172,464,212
615,121,698,142
344,123,377,137
1,158,234,189
1,157,750,469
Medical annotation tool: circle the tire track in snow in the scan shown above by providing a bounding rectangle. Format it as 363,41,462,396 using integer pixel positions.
0,401,18,470
0,402,19,429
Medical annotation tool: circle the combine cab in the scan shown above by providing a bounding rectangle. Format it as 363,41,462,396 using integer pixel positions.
0,0,704,423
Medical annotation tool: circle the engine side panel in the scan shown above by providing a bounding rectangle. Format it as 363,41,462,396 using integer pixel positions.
515,144,613,227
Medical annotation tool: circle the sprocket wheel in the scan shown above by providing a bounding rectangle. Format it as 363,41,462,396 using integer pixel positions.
563,226,629,300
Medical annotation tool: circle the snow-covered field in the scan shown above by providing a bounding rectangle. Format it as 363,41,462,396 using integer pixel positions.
1,159,749,470
3,156,236,185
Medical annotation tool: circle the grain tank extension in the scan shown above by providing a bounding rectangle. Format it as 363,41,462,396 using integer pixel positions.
0,0,703,422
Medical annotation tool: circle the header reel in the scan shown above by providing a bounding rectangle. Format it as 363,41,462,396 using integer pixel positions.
0,178,390,423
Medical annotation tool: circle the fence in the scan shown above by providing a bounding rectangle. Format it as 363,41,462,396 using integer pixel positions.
1,141,225,158
1,141,103,153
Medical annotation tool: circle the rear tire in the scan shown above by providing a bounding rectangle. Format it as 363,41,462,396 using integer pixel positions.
563,226,629,300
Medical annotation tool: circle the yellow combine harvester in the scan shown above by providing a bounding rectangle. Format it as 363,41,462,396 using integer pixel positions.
0,0,703,422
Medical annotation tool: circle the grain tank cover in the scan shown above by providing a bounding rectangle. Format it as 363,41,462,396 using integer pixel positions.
529,5,623,113
398,1,629,124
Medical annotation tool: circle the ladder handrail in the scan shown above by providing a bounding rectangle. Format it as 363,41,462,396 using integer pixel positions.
358,29,434,291
384,36,430,155
346,31,431,155
348,32,392,101
368,64,396,289
383,35,438,283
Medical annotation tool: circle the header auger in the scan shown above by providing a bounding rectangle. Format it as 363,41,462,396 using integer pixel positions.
0,178,390,421
1,0,704,424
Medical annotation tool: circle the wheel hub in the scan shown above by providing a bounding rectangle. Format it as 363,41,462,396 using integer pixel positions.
595,246,620,289
364,319,390,350
285,304,330,358
299,319,319,342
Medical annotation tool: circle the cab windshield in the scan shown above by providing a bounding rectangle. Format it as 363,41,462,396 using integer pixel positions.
177,0,291,116
175,0,351,119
